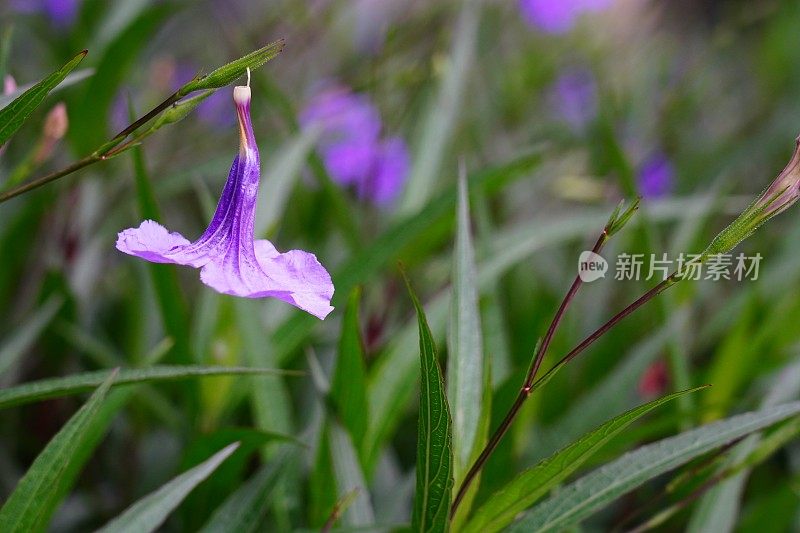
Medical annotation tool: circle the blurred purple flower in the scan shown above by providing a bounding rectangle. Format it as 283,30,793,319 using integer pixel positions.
637,152,675,199
301,86,409,206
550,68,598,131
11,0,79,28
117,85,334,319
518,0,612,34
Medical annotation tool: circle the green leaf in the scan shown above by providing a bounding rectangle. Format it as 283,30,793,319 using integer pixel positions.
464,387,705,533
0,50,86,146
508,400,800,533
72,5,173,153
404,272,454,533
96,442,240,533
181,39,285,93
448,169,484,485
687,358,800,532
255,128,318,237
330,288,369,450
398,0,479,214
129,140,191,363
0,295,62,377
199,453,291,533
139,90,214,136
274,151,541,376
0,365,298,410
363,197,718,472
328,421,375,526
0,68,94,110
0,370,117,532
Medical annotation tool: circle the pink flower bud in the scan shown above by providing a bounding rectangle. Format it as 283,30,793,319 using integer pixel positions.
754,137,800,218
3,75,16,95
43,102,68,141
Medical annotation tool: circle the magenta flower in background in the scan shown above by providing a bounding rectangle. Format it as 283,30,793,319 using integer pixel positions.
549,67,598,131
11,0,79,28
116,85,334,319
638,359,669,399
637,152,675,199
301,86,409,206
519,0,613,34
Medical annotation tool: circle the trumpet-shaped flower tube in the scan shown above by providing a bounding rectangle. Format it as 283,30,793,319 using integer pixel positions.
117,85,334,319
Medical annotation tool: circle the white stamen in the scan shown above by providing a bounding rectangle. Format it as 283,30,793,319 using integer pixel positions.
246,67,251,87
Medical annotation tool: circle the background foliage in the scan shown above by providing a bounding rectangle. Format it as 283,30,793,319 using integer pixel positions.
2,0,800,531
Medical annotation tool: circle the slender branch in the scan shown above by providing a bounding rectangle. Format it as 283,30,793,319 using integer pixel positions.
0,155,97,202
530,274,679,393
450,229,608,517
0,90,184,204
450,264,680,518
523,230,607,388
110,90,182,143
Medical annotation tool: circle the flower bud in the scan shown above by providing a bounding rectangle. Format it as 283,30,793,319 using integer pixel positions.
4,75,16,95
701,137,800,258
34,103,68,164
43,103,68,141
753,136,800,218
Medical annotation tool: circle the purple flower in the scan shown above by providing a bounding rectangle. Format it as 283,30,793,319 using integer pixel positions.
11,0,79,28
549,68,598,131
637,152,675,199
301,86,409,206
116,85,334,319
518,0,612,34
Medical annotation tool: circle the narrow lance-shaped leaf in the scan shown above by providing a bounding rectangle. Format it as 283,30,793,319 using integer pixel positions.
448,167,484,485
464,387,706,533
0,295,62,378
181,39,285,93
399,0,479,214
0,50,87,146
0,365,299,410
0,69,94,111
328,421,375,527
404,271,454,533
330,288,369,450
509,400,800,533
0,370,117,532
199,451,292,533
96,442,240,533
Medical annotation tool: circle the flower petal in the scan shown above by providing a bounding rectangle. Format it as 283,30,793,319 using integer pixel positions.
115,220,194,264
255,241,335,319
198,240,334,319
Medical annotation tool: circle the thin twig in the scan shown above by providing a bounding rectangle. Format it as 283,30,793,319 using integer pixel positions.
450,229,609,517
450,260,679,517
0,90,183,204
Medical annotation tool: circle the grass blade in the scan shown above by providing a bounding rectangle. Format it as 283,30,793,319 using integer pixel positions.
330,288,369,451
329,421,375,526
129,141,190,363
0,365,298,410
0,50,86,146
399,0,479,214
0,296,62,378
199,454,290,533
464,387,706,533
0,370,117,532
255,129,318,237
404,272,454,533
448,167,484,485
687,358,800,532
96,442,240,533
508,401,800,532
